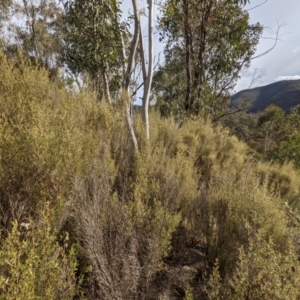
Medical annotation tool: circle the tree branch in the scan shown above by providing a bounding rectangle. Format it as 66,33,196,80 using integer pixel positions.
245,0,267,12
251,21,287,60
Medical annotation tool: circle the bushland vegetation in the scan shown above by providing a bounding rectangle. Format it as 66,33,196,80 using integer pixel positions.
1,52,300,299
222,104,300,171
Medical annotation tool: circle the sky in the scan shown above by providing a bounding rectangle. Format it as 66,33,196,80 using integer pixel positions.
235,0,300,92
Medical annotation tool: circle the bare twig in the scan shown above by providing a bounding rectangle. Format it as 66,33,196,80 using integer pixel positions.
251,21,287,60
248,68,266,89
245,0,267,12
213,107,248,123
132,81,145,97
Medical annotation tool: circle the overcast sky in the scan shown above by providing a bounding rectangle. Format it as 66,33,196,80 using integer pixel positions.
235,0,300,92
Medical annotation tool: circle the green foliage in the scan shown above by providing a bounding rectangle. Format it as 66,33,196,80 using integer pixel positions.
223,103,300,174
0,203,79,299
255,162,300,207
0,50,100,228
62,0,124,98
256,104,287,153
210,231,300,300
258,104,286,127
1,0,63,72
263,105,300,169
268,134,300,168
221,109,261,154
155,0,262,117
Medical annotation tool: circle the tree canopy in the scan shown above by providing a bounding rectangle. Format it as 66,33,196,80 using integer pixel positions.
154,0,262,118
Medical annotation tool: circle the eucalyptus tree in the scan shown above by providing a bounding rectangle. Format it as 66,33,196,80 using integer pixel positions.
63,0,154,149
62,0,123,103
0,0,64,73
155,0,263,117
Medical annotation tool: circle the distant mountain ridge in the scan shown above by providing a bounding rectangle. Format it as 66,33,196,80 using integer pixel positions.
231,79,300,113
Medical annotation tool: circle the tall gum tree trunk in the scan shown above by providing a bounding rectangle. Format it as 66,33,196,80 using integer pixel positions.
141,0,153,140
102,63,112,104
121,0,142,152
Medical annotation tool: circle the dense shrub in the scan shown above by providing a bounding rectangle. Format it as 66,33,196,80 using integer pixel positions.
209,231,300,300
1,51,300,299
0,203,79,299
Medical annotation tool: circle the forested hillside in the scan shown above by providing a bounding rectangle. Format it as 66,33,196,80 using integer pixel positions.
1,0,300,299
231,79,300,113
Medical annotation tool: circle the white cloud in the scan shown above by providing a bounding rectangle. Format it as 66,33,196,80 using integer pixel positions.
275,75,300,81
292,47,300,54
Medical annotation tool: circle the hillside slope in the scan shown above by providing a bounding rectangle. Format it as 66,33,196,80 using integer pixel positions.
231,79,300,112
2,52,300,299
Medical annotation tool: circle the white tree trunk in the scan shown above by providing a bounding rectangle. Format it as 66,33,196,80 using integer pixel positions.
102,64,112,104
118,0,154,148
141,0,154,140
120,0,142,153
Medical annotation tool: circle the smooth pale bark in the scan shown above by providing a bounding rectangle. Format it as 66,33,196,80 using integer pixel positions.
117,14,139,152
124,0,140,91
125,100,139,152
139,30,147,83
118,0,154,149
120,0,142,153
141,0,153,140
102,63,112,104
